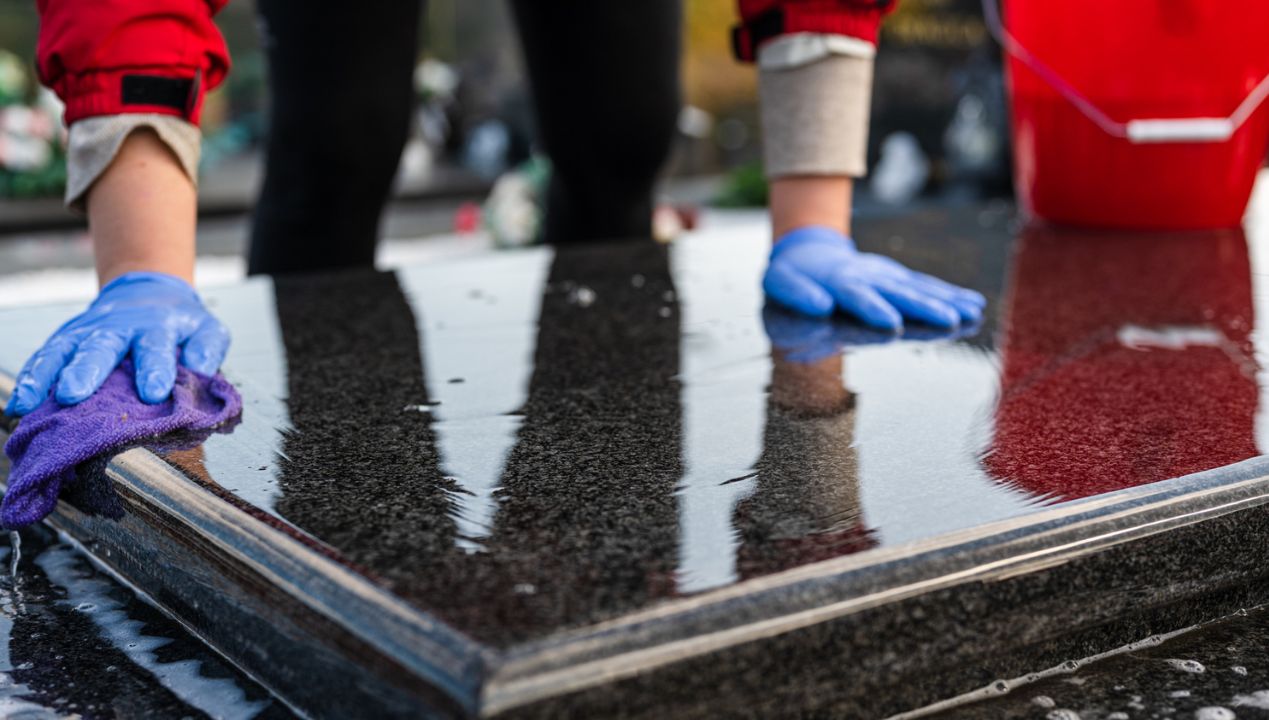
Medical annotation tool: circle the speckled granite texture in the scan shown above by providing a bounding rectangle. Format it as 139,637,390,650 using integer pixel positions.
4,205,1269,717
935,604,1269,720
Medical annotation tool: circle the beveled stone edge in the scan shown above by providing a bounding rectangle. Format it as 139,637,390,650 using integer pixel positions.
8,370,1269,717
482,457,1269,715
0,373,489,716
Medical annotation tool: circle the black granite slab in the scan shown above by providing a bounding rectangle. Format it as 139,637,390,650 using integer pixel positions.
4,204,1269,717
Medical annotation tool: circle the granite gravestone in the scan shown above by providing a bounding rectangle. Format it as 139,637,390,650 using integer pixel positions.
3,206,1269,717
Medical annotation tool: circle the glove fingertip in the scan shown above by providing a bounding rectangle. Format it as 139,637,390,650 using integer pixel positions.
859,304,904,332
139,380,173,405
795,297,834,318
955,301,984,324
53,384,88,407
928,306,962,330
764,271,833,318
54,366,101,407
136,366,176,404
181,350,219,377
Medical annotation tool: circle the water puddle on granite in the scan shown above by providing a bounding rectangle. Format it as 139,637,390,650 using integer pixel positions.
0,529,288,719
9,532,19,579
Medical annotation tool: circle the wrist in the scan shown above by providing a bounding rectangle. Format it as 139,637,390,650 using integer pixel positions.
88,129,197,288
769,175,853,240
98,271,198,299
98,259,195,287
771,226,856,261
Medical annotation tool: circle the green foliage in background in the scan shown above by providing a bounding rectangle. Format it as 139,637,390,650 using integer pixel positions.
713,162,769,208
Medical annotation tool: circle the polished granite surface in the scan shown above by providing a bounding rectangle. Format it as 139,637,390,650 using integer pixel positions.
2,206,1266,649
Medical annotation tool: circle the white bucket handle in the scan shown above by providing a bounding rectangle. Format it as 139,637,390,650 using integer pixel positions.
982,0,1269,143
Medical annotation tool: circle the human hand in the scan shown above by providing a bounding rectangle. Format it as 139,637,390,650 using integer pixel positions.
762,226,986,330
5,272,229,416
763,304,981,364
763,305,895,364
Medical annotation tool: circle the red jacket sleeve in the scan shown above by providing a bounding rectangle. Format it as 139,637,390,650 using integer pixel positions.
733,0,897,62
35,0,231,126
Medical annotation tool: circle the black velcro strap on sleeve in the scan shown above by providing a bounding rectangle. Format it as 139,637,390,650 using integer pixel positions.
747,8,786,49
121,75,194,112
732,8,785,62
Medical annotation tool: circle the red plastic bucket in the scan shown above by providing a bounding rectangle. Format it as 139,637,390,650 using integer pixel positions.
989,0,1269,230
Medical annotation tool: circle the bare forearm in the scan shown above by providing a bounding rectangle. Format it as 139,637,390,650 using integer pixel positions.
86,129,197,286
770,175,852,240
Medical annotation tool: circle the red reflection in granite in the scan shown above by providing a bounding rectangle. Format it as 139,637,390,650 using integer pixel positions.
985,225,1258,502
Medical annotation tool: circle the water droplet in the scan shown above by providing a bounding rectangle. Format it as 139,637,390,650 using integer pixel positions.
1194,707,1235,720
992,680,1008,693
1232,666,1249,676
1046,710,1081,720
659,306,672,318
631,274,646,288
1166,659,1206,674
15,662,33,670
8,531,19,577
1171,690,1192,698
568,286,596,307
513,583,536,594
1032,695,1056,708
1232,690,1269,709
74,602,96,613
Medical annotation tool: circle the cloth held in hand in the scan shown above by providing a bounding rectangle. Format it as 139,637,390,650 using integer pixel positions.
2,361,241,528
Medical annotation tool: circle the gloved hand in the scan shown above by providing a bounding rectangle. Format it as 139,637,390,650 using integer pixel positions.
763,304,982,364
4,272,230,416
762,305,894,363
763,226,986,330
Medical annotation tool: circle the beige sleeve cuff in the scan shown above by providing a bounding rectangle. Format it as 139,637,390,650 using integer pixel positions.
758,53,874,179
65,114,201,212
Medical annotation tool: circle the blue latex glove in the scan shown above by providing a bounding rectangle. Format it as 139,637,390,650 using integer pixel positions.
763,304,982,364
763,226,986,330
762,305,895,363
4,272,230,416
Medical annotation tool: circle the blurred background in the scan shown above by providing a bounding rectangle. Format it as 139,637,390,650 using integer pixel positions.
0,0,1011,302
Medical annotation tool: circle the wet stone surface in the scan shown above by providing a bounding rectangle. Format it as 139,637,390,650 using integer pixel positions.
0,527,293,719
936,605,1269,720
2,205,1267,648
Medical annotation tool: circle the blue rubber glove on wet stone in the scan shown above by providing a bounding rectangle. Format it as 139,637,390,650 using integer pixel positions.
763,226,986,330
5,272,230,417
762,304,982,364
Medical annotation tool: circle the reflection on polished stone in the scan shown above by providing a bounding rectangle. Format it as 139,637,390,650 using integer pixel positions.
1,207,1265,652
986,226,1258,501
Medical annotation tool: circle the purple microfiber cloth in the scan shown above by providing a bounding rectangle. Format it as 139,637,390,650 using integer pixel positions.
2,360,241,529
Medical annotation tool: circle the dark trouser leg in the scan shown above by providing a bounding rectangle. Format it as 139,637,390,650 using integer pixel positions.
509,1,682,244
249,1,422,275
